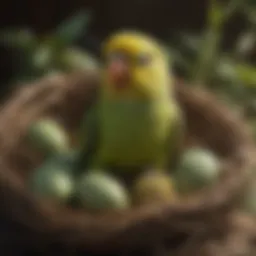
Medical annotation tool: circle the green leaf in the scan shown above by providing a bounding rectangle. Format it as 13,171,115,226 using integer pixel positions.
208,0,245,28
223,0,245,20
0,28,37,49
215,58,256,87
215,58,238,82
208,0,225,29
235,63,256,87
54,9,91,46
59,47,99,72
190,28,221,85
33,44,53,70
235,31,256,57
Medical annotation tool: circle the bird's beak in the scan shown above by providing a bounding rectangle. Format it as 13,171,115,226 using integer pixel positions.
107,59,130,90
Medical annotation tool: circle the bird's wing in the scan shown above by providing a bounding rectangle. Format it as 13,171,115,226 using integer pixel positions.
75,105,99,173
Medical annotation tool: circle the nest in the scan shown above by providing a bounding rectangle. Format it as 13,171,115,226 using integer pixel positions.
0,71,255,255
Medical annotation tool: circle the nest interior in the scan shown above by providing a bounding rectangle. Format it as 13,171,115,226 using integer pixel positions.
0,71,254,254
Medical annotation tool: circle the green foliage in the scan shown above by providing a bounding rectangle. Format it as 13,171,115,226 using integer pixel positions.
168,0,255,111
0,9,97,85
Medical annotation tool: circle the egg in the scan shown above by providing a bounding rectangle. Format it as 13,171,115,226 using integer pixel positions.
75,171,130,211
131,170,177,206
29,159,74,204
27,118,69,156
174,147,221,194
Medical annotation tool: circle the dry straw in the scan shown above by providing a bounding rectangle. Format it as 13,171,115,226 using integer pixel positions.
0,71,255,255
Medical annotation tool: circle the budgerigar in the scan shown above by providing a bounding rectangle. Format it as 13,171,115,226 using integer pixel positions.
77,31,185,172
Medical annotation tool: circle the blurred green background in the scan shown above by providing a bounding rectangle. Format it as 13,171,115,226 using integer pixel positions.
0,0,255,127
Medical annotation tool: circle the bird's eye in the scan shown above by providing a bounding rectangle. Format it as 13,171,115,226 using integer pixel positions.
108,52,127,63
137,54,152,66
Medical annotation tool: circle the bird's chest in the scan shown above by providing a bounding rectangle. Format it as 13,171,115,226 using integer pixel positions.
98,103,169,165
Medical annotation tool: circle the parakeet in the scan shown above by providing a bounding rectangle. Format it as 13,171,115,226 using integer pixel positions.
77,31,185,172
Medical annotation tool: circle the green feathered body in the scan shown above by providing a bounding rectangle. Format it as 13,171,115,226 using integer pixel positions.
79,97,184,171
97,100,172,166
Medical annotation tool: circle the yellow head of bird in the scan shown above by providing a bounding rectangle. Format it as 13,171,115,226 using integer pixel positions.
100,31,173,100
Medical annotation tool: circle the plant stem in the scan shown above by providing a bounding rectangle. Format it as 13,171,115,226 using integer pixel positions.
191,0,245,87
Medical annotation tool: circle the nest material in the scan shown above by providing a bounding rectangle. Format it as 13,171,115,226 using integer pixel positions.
0,71,254,255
